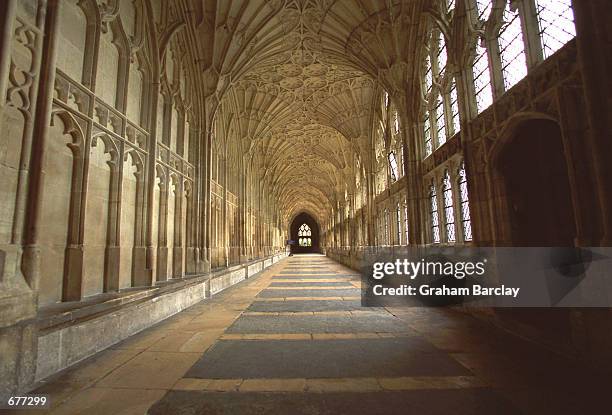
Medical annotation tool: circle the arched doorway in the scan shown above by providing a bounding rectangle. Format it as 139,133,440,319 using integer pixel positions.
290,212,320,254
494,118,576,346
496,119,577,247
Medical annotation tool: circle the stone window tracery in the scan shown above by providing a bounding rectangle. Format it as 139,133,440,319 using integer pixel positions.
469,0,576,115
458,162,473,242
430,182,441,244
498,2,528,91
422,21,460,158
388,152,399,182
442,170,456,243
535,0,575,59
298,223,312,247
473,36,494,113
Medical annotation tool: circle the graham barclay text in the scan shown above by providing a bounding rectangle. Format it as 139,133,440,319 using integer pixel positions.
372,284,520,298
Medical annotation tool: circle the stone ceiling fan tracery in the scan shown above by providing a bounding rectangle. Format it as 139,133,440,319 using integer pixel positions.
205,0,429,226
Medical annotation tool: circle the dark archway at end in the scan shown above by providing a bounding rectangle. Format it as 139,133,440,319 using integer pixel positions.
290,212,321,254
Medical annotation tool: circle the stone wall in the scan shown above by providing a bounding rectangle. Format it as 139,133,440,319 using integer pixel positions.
35,252,285,384
0,0,287,398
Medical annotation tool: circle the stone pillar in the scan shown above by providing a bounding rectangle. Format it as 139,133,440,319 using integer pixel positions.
185,125,199,274
156,177,169,281
173,179,184,278
0,0,56,398
366,170,376,246
221,156,228,267
239,166,248,263
145,76,161,283
201,129,212,272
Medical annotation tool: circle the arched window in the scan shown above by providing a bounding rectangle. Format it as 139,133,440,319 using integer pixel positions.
442,170,456,243
430,182,440,243
498,2,528,90
422,21,460,157
470,0,576,115
458,162,473,242
473,0,494,113
298,223,312,247
535,0,575,59
473,38,493,113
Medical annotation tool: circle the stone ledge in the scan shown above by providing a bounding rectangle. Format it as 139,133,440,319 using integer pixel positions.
35,252,286,382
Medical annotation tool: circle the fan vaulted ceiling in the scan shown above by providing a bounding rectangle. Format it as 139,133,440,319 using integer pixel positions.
191,0,427,225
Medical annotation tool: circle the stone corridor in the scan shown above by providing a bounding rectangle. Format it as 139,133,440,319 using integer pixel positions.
9,255,606,414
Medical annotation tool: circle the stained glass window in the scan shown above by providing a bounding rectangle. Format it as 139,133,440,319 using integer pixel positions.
442,170,456,243
430,182,440,243
298,223,312,247
458,162,473,242
535,0,575,59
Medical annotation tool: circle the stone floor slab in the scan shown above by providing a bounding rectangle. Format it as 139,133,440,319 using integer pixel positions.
184,338,469,379
246,300,367,312
272,274,352,279
226,314,405,333
147,390,521,415
50,387,167,415
257,288,360,298
269,281,353,287
96,351,201,389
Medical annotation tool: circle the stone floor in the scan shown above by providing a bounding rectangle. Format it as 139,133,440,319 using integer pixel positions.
13,254,610,414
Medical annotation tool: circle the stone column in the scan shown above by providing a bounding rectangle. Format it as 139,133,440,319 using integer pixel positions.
145,78,161,284
221,156,228,267
239,165,248,263
185,125,199,274
201,129,212,272
0,0,56,398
